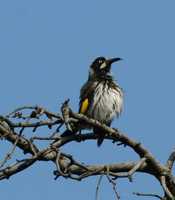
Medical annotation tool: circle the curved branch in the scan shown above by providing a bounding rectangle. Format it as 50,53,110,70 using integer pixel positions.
0,158,36,180
53,112,167,176
0,104,175,199
0,124,39,155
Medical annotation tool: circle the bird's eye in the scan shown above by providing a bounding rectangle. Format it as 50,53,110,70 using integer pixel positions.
98,60,103,64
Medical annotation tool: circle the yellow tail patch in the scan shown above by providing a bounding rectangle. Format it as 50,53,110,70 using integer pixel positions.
80,98,89,114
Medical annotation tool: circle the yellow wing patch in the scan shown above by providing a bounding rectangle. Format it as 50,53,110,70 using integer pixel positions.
80,98,89,114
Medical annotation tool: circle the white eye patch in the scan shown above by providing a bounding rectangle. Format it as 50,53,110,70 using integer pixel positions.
100,62,107,69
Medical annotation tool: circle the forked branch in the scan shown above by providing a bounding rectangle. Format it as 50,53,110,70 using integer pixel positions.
0,103,175,200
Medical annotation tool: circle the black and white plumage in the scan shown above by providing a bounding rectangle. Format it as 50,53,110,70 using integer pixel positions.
79,57,123,146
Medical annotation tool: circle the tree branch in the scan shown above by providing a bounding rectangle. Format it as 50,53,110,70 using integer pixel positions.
0,104,175,199
133,192,164,200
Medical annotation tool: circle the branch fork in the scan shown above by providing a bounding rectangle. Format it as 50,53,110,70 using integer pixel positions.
0,103,175,199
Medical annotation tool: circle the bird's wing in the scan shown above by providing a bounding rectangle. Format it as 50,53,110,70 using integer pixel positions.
79,81,97,114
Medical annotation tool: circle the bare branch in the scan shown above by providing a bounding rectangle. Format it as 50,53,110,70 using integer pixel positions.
95,175,103,200
160,176,174,200
6,105,62,120
106,174,120,200
166,149,175,171
109,157,147,181
0,131,23,168
0,104,175,199
12,120,61,129
133,192,163,199
30,136,60,141
61,99,72,131
0,124,39,155
0,158,37,180
6,106,37,117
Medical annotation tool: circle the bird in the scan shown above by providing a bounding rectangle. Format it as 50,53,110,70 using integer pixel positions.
62,56,123,146
78,56,123,146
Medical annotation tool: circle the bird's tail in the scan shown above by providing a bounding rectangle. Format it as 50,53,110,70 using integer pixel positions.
61,129,75,137
97,136,105,147
94,127,106,147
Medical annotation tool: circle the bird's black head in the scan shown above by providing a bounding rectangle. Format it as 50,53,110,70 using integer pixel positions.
89,56,122,79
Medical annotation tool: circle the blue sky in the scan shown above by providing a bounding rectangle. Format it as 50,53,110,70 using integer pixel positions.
0,0,175,199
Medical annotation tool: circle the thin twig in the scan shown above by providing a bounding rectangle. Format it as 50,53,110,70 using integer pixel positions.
109,157,146,181
0,131,23,168
12,120,61,129
133,192,163,199
166,149,175,171
6,106,37,117
106,174,120,200
160,176,174,199
61,99,72,131
104,165,120,200
6,105,62,120
95,175,103,200
30,136,60,141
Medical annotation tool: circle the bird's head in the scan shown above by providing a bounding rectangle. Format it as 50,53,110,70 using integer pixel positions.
89,56,122,79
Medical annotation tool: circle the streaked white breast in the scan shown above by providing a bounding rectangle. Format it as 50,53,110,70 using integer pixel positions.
87,81,123,124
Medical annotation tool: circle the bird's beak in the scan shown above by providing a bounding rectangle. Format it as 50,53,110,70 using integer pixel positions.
107,57,122,65
99,57,122,70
